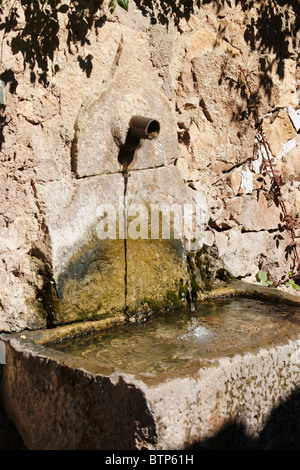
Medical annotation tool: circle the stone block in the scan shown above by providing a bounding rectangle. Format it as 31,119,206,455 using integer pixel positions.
224,192,281,231
287,107,300,132
214,228,271,278
263,110,297,156
186,27,240,60
72,42,178,178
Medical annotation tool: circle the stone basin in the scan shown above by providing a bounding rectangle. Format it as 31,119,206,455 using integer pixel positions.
1,281,300,450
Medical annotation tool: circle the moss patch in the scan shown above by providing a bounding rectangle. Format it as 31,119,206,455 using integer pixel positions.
54,234,190,325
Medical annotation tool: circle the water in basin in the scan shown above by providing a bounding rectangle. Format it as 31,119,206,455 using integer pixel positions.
48,297,300,377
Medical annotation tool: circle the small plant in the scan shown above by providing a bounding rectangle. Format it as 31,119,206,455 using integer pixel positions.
109,0,129,13
284,278,300,291
256,270,273,287
284,272,300,291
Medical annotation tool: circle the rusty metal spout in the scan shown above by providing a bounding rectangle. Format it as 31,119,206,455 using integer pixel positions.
128,116,160,140
118,115,160,169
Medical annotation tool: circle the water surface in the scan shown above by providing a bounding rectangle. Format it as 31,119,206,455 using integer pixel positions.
48,297,300,376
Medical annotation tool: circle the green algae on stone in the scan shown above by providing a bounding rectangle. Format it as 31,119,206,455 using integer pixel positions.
55,236,126,324
54,234,190,325
126,238,189,314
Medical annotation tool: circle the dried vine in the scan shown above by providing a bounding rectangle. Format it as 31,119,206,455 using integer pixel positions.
238,66,300,276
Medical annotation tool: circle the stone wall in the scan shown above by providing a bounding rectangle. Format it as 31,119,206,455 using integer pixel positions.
0,0,299,331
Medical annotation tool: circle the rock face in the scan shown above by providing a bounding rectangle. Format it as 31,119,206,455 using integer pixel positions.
0,1,299,331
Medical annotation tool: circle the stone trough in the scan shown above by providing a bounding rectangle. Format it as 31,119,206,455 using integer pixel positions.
1,282,300,450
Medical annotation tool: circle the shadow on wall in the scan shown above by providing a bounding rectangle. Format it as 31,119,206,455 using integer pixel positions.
0,69,18,151
188,388,300,450
0,367,26,450
0,0,297,149
148,0,299,123
0,0,107,86
0,0,297,150
132,0,201,26
0,0,298,86
133,0,298,75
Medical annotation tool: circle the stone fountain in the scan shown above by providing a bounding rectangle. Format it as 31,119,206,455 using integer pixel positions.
35,42,208,327
1,39,300,452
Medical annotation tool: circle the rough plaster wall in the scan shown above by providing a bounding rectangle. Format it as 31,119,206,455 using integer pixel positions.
0,1,299,331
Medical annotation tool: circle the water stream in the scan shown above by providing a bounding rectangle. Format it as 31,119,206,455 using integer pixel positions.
122,167,129,315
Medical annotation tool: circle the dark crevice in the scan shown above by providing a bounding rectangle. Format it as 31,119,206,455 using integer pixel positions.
107,34,124,82
207,218,231,232
199,97,214,123
241,227,268,234
212,157,257,186
72,164,169,180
